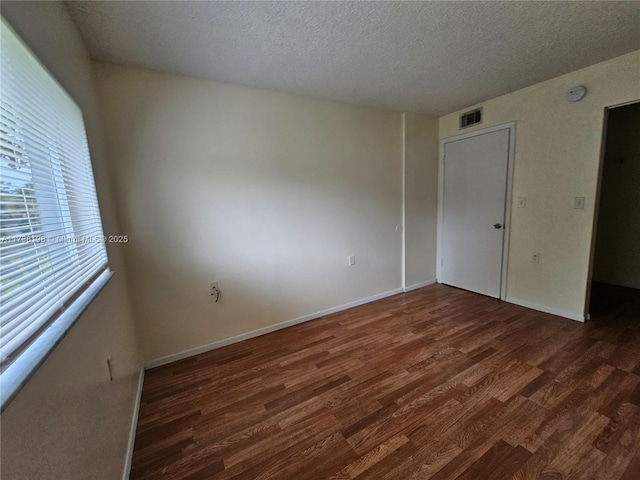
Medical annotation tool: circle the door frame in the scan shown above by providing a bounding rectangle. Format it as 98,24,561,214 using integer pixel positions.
437,121,517,300
583,99,640,319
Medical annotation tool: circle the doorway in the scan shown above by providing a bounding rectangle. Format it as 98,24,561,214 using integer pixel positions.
588,101,640,320
438,123,515,299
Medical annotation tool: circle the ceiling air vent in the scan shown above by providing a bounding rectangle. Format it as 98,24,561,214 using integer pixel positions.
459,108,482,129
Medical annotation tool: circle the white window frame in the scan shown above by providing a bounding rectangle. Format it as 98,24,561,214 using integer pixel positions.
0,18,114,410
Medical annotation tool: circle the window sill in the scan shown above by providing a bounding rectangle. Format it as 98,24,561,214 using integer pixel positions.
0,269,114,412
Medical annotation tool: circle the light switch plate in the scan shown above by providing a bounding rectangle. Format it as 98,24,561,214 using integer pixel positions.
574,197,585,209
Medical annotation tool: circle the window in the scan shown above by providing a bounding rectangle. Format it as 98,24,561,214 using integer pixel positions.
0,18,112,408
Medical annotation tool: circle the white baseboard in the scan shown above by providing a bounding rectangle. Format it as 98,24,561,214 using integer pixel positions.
122,366,144,480
404,278,437,293
592,279,640,290
144,287,405,369
505,296,585,322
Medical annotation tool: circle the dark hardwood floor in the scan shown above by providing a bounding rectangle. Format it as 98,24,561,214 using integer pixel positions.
131,283,640,480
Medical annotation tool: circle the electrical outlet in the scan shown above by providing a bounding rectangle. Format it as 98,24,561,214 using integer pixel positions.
348,255,356,266
517,197,526,208
209,281,221,303
574,197,585,209
531,252,540,263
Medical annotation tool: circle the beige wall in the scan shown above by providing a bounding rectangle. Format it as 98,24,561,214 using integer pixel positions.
592,102,640,289
0,2,141,480
92,63,411,362
404,113,439,289
440,50,640,319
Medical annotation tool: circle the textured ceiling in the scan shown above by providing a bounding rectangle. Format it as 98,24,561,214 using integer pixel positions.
65,1,640,116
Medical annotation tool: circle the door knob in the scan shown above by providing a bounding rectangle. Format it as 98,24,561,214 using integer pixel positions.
493,223,503,229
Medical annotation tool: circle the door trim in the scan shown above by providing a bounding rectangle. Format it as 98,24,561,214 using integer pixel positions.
583,99,640,319
437,122,517,300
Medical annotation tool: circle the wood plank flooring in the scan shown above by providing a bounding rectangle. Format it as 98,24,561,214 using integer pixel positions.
130,283,640,480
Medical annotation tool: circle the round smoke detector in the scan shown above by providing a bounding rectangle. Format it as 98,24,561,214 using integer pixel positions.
566,85,587,102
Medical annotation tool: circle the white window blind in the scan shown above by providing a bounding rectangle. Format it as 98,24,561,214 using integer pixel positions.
0,18,109,370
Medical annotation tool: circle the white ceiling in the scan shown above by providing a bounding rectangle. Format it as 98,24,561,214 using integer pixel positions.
65,1,640,116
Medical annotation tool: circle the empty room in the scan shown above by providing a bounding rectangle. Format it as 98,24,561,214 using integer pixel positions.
1,1,639,479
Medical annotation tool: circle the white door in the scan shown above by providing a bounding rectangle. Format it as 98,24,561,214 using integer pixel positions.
441,128,510,298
